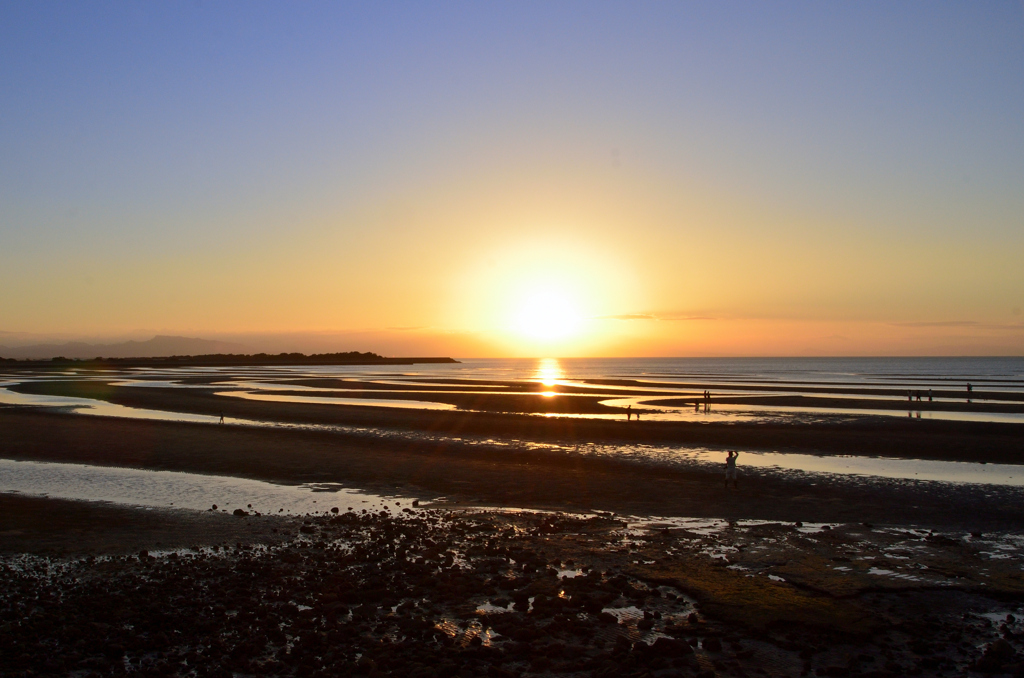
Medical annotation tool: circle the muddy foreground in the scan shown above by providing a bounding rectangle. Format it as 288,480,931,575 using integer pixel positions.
3,496,1024,678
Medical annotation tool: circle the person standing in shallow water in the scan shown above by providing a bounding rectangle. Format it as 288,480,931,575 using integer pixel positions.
626,405,632,421
724,451,739,489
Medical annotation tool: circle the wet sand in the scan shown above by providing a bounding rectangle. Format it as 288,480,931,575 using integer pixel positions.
0,494,289,556
650,394,1024,415
11,379,1024,463
583,377,1024,403
2,408,1024,531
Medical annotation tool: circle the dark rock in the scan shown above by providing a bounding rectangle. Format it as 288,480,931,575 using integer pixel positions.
909,639,932,655
975,639,1017,672
650,637,693,657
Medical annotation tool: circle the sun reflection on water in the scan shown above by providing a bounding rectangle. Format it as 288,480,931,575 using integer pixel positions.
534,358,563,396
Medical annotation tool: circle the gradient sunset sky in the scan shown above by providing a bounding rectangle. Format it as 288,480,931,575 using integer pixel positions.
1,2,1022,357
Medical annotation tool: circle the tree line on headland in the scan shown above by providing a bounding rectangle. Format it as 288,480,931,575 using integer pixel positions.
0,352,458,368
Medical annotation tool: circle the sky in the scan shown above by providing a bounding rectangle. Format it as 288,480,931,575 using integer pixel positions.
1,1,1022,357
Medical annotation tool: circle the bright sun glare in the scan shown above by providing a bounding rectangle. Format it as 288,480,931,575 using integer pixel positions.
511,287,583,342
534,357,564,389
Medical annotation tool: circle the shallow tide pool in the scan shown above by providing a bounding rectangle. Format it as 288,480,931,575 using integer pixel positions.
0,459,416,516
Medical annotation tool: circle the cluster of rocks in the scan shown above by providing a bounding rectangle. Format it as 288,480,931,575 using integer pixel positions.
0,510,692,678
2,508,1023,677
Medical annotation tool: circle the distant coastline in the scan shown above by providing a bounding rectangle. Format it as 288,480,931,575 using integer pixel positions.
0,351,459,368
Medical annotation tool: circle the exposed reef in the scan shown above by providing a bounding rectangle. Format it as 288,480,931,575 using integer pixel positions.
3,505,1024,677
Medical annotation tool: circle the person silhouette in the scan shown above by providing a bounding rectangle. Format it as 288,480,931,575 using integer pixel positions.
627,405,632,422
219,412,224,424
724,451,739,489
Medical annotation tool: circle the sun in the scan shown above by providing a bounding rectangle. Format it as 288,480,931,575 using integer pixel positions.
455,237,627,350
511,285,583,342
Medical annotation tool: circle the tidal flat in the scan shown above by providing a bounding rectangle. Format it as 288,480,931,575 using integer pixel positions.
2,359,1024,676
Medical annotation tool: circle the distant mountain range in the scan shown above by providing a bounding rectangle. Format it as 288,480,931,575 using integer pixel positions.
0,335,247,360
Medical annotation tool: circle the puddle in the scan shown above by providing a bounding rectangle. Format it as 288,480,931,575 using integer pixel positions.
0,459,419,516
673,449,1024,486
0,386,232,424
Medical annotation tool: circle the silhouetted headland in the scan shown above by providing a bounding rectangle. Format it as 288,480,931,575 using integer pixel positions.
0,351,459,369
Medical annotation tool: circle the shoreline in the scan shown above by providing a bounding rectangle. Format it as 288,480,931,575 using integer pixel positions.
3,408,1024,531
